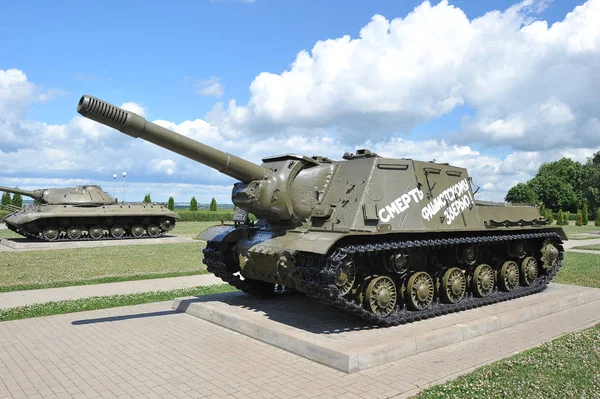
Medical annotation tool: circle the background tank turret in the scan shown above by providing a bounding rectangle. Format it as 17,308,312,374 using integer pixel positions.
79,95,566,325
1,184,178,241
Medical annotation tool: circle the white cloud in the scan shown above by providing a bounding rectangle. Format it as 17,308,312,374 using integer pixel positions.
195,77,224,97
2,0,600,203
208,0,599,151
121,102,147,117
147,159,177,175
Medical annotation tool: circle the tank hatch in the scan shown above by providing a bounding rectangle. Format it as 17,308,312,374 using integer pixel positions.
343,149,379,160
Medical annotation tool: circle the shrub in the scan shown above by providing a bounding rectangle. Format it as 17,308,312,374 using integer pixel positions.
583,203,589,225
576,209,583,226
189,196,198,211
596,209,600,227
168,197,175,211
541,206,554,225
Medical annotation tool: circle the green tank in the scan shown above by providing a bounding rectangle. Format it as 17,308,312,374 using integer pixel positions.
78,95,566,325
1,185,177,241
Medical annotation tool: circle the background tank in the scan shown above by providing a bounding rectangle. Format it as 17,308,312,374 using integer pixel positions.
78,95,566,325
0,185,178,241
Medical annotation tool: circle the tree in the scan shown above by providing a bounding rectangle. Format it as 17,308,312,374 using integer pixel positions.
576,209,583,226
209,198,218,211
596,208,600,227
114,197,119,204
505,183,537,204
11,192,23,208
1,192,11,207
528,157,582,212
168,197,175,211
142,193,152,203
189,196,198,211
583,203,589,226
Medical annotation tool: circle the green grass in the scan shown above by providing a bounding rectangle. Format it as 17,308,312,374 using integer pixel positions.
559,221,600,239
170,220,221,238
570,244,600,251
0,284,236,322
0,242,207,291
553,252,600,289
0,228,20,239
414,323,600,399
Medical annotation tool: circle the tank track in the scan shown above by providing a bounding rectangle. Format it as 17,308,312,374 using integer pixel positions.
5,223,173,242
203,241,282,296
203,231,563,325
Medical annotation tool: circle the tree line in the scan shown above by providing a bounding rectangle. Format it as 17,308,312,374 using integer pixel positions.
141,193,219,211
1,191,23,208
505,151,600,224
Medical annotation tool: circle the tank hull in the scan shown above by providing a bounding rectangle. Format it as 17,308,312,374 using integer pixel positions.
3,204,178,241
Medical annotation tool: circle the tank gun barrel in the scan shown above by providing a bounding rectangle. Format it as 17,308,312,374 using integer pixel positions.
77,95,268,183
0,185,41,200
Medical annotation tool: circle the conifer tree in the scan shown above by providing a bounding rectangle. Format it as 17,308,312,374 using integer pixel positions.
209,198,218,211
190,196,198,211
168,197,175,211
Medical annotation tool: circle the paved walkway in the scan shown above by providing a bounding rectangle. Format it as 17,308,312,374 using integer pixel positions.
1,293,599,399
0,275,223,310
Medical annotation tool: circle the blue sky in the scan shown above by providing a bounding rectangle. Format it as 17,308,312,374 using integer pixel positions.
0,0,597,204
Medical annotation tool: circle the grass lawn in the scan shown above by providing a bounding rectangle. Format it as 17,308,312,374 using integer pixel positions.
170,220,221,238
0,221,225,291
559,221,600,239
0,242,207,292
553,252,600,289
415,323,600,399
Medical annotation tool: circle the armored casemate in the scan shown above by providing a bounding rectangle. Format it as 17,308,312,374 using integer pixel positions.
78,95,566,325
1,185,177,241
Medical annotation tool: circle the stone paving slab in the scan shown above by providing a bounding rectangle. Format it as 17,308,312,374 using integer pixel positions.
0,274,223,309
2,287,600,399
173,283,600,373
0,235,193,252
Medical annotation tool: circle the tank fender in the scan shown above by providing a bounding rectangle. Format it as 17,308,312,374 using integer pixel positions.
285,231,347,255
198,225,251,243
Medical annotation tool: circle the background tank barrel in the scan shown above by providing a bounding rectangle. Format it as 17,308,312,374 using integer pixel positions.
77,95,268,183
0,185,42,200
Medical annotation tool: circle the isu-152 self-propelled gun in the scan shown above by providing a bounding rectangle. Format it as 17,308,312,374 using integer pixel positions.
1,185,178,241
78,94,566,325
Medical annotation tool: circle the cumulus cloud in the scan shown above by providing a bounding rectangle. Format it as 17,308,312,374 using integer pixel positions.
208,0,600,151
194,77,224,97
2,0,600,202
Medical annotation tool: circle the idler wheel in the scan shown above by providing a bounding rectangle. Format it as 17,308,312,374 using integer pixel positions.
89,226,104,240
364,276,397,317
110,225,125,239
42,226,59,241
500,261,519,291
335,258,356,296
160,217,174,232
131,224,146,238
520,256,538,286
472,263,494,297
147,224,161,237
442,267,466,304
407,271,434,311
66,226,82,240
